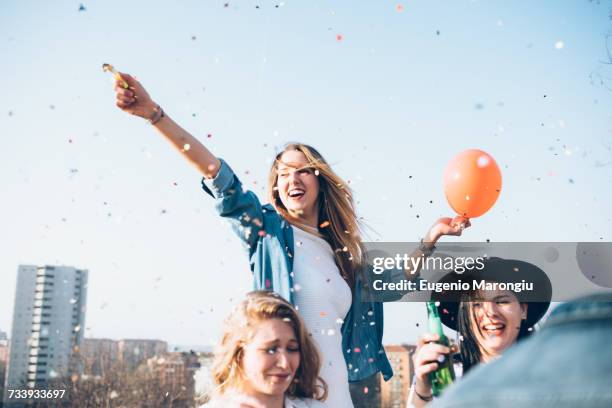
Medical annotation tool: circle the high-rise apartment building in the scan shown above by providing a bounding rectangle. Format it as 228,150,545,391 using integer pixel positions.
4,265,88,401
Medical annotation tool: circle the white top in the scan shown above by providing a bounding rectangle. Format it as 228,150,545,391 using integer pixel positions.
286,396,327,408
292,226,354,408
203,396,325,408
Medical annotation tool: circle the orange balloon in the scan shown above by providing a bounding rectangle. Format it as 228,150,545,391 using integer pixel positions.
443,149,502,218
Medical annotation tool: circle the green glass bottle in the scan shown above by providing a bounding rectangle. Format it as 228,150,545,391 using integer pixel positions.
426,301,455,397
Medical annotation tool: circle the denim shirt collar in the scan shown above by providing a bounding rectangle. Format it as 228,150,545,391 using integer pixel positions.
201,159,394,382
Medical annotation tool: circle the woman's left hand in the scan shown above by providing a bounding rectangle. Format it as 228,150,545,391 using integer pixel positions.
425,216,471,243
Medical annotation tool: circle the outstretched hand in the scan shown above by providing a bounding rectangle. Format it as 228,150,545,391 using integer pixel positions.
113,72,157,120
426,216,471,243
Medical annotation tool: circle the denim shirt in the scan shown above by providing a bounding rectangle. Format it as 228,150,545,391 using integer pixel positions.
201,159,408,382
431,293,612,407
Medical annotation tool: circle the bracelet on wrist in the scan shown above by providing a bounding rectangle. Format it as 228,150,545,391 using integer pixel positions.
148,105,164,125
419,239,436,257
415,388,434,402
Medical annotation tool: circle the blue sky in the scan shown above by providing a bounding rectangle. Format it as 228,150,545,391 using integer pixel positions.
1,0,611,346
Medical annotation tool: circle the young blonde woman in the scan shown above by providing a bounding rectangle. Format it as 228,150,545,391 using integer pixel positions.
112,73,470,407
206,291,326,408
409,258,552,406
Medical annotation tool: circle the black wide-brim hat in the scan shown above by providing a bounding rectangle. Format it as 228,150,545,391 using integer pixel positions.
431,257,552,331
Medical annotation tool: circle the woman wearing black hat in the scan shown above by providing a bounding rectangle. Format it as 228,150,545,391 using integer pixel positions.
409,257,552,406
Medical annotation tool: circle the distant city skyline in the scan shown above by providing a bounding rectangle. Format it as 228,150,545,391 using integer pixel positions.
1,0,611,348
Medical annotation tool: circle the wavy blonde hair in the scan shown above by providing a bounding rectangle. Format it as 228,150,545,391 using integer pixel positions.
211,291,327,400
268,143,365,288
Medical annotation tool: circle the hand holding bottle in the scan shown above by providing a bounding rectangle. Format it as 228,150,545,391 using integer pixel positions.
413,333,452,394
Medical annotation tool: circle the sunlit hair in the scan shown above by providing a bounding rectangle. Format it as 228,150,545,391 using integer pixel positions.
268,143,364,288
457,289,531,374
210,291,327,400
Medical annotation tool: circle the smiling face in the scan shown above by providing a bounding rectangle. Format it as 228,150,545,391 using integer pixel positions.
240,318,301,398
274,150,320,223
468,288,527,361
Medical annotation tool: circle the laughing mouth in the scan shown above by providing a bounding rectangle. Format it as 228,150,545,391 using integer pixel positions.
288,189,305,198
482,323,505,336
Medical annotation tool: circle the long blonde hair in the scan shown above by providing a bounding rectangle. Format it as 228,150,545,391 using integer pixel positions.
211,291,327,400
268,143,365,289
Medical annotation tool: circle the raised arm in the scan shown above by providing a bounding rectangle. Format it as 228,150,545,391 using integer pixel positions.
403,216,472,278
112,72,267,251
113,72,220,179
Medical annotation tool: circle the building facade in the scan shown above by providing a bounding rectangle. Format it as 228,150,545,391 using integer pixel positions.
3,265,88,403
80,338,120,377
380,344,416,408
147,351,201,408
117,339,168,372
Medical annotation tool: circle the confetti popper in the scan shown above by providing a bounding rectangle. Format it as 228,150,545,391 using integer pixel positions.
102,63,129,89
